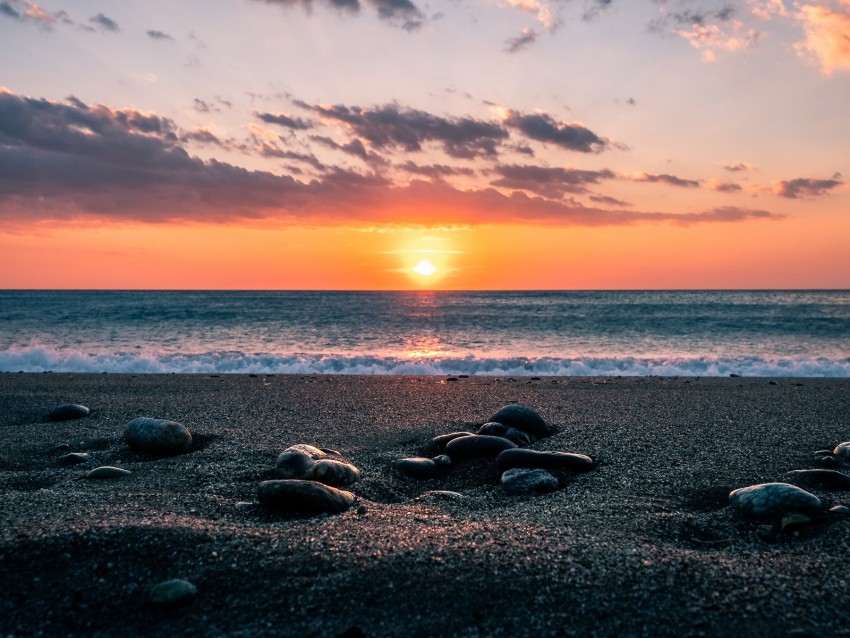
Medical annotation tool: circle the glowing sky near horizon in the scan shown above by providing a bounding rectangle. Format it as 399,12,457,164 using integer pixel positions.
1,0,848,289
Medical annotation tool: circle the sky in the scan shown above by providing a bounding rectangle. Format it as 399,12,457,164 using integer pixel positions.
1,0,848,290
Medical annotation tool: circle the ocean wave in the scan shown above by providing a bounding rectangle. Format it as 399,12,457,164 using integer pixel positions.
1,345,849,377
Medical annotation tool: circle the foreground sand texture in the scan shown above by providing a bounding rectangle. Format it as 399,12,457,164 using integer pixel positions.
1,374,849,637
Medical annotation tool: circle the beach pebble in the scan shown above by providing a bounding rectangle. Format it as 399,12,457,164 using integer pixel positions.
478,422,507,436
393,456,451,480
500,468,559,495
414,490,465,502
729,483,822,519
57,452,89,465
276,445,360,487
834,442,850,461
785,469,850,490
477,422,531,447
124,417,192,455
445,434,517,460
829,504,849,516
47,403,90,422
258,479,355,514
488,404,553,439
86,466,132,479
431,432,474,448
495,449,595,474
147,579,197,606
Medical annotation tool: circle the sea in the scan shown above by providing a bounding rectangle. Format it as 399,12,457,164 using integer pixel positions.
1,290,848,377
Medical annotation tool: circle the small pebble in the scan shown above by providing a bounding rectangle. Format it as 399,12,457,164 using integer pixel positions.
834,442,850,461
829,504,849,516
500,468,559,495
86,466,132,479
414,490,464,502
57,452,89,465
393,457,448,480
47,404,90,422
431,432,474,448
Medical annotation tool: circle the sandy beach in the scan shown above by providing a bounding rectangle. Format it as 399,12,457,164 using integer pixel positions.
1,373,849,637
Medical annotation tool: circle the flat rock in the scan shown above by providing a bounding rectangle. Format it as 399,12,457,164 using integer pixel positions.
488,404,553,439
305,459,361,487
729,482,823,519
393,456,451,480
785,469,850,490
258,479,355,514
57,452,89,465
431,432,474,448
47,404,90,422
124,417,192,456
147,579,197,606
86,466,132,479
445,434,517,460
495,449,595,473
501,468,559,495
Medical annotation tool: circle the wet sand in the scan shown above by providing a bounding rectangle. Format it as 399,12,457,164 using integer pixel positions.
1,373,849,637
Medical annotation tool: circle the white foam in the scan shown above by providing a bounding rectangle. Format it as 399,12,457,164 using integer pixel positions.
1,345,848,377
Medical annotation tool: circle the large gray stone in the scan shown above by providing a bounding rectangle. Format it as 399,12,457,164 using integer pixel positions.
729,482,822,519
124,417,192,455
488,404,553,439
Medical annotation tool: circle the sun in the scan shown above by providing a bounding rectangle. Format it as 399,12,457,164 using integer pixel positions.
412,259,437,276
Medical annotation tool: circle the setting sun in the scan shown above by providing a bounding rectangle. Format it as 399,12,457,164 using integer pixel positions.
412,259,437,277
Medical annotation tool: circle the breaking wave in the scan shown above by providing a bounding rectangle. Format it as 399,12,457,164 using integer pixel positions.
1,346,848,377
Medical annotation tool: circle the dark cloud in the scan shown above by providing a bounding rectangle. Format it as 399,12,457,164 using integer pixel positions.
399,161,475,178
0,0,71,29
590,194,632,207
300,101,509,159
0,90,784,228
505,28,537,53
256,111,314,130
89,13,119,32
583,0,614,20
146,29,174,41
0,2,21,19
724,161,756,172
491,164,616,198
181,129,222,145
252,0,424,29
503,110,608,153
626,97,637,106
649,3,736,31
773,177,843,199
310,135,387,165
707,180,742,192
631,172,700,188
256,141,327,171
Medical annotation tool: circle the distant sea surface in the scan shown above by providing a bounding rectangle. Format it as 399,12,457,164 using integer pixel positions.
1,290,849,376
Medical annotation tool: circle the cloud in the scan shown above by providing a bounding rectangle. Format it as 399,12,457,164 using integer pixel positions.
706,179,743,192
589,194,632,207
724,161,757,172
147,29,174,41
491,164,616,198
255,111,314,130
503,0,559,30
748,0,787,20
772,176,843,198
0,0,71,29
251,0,424,30
503,110,608,153
630,172,701,188
89,12,119,32
505,27,538,53
650,3,762,61
299,101,510,158
398,161,476,178
795,1,850,75
0,89,783,228
310,135,387,165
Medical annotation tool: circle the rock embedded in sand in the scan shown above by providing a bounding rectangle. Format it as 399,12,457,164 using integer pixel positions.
393,455,452,480
445,434,517,460
258,479,355,514
431,432,474,448
276,444,360,487
729,482,823,519
784,469,850,490
495,449,595,474
147,579,197,606
57,452,89,465
85,466,132,479
834,442,850,461
501,468,559,495
47,403,90,422
488,404,553,439
124,417,192,455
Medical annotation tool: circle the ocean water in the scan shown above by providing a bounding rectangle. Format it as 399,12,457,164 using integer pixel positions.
1,290,848,376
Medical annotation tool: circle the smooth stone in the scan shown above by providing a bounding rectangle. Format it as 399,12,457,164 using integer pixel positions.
258,479,355,514
503,428,531,447
413,490,464,502
780,511,811,533
477,422,507,436
818,455,839,468
58,452,89,465
275,445,360,487
431,432,474,448
476,423,530,446
86,466,132,479
495,449,595,473
393,456,451,480
444,434,517,460
785,469,850,490
488,404,553,439
834,442,850,461
729,482,823,519
829,504,850,516
500,468,559,495
124,417,192,455
147,579,197,606
47,403,90,422
305,459,361,487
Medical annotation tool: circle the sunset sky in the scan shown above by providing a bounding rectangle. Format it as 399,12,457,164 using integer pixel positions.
1,0,848,289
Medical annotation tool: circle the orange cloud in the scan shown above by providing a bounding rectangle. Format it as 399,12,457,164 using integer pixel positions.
795,1,850,74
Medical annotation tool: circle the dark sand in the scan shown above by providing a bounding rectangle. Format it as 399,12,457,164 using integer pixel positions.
1,374,849,637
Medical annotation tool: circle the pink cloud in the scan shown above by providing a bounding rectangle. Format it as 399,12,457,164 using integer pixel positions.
795,1,850,75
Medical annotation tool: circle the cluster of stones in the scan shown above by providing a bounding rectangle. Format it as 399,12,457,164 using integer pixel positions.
393,404,595,496
258,444,361,514
728,438,850,537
